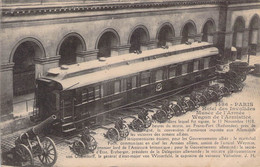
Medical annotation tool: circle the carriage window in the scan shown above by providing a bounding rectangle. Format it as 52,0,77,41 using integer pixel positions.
176,65,182,76
122,79,127,92
155,69,163,82
141,71,151,86
204,57,210,69
188,62,193,73
194,60,199,71
114,80,121,94
199,59,204,70
126,76,137,90
104,82,114,96
182,63,188,75
82,87,95,102
95,85,101,99
169,66,176,79
132,76,137,88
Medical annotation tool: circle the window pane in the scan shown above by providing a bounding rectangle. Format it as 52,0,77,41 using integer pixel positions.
155,69,163,81
194,61,199,71
114,81,121,94
169,67,176,78
88,87,94,101
132,76,137,88
199,59,204,70
141,72,150,85
204,57,210,68
182,64,188,74
95,86,100,99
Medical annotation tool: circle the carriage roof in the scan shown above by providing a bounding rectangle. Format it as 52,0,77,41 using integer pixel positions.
45,46,218,90
46,42,212,80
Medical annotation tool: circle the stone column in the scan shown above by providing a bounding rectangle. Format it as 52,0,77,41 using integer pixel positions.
241,29,249,59
171,36,182,45
34,56,61,77
111,44,131,56
194,34,203,42
76,50,99,62
1,63,14,121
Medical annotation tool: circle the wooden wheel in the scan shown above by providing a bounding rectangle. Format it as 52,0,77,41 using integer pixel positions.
16,144,34,166
172,104,183,116
152,110,168,123
38,137,57,166
106,128,120,141
130,118,145,132
119,123,130,138
187,99,196,110
71,139,85,156
143,116,152,128
209,90,219,102
85,136,97,152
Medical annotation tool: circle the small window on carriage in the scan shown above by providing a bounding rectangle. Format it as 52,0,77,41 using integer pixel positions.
188,62,193,73
114,80,121,94
176,65,182,76
194,60,199,71
182,63,188,75
155,69,163,82
169,66,176,79
82,89,88,102
88,87,95,101
132,76,137,89
95,85,101,99
199,59,204,70
141,71,151,86
204,57,211,69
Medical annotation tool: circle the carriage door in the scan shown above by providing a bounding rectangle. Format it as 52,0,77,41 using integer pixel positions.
60,90,75,119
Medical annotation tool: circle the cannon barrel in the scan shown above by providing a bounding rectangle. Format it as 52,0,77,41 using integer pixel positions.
31,115,57,135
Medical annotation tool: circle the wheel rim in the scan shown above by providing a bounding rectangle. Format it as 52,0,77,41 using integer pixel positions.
38,137,57,166
119,123,130,138
154,110,168,123
72,139,85,156
16,144,34,166
107,128,120,141
86,136,97,152
143,116,152,128
131,118,145,132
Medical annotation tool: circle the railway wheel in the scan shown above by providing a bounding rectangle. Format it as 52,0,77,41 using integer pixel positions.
130,118,145,132
119,123,130,138
38,137,58,166
143,116,152,128
16,144,34,166
71,139,85,156
106,128,120,141
85,136,97,152
152,110,168,123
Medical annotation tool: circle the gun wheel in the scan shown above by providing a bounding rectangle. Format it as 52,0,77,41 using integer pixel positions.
119,123,130,138
38,137,58,166
86,136,97,152
106,128,120,141
71,139,85,156
16,144,34,166
130,118,145,132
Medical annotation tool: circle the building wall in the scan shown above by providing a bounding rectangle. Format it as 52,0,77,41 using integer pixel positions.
1,0,260,120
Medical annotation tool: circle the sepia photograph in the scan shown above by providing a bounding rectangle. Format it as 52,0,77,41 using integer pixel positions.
1,0,260,166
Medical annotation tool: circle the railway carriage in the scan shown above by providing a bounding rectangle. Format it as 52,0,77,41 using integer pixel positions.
32,42,220,134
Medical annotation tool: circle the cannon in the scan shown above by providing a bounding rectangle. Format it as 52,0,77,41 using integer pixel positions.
12,115,58,166
66,127,97,156
128,108,153,131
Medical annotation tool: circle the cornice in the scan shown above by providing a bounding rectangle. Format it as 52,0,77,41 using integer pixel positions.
1,0,228,17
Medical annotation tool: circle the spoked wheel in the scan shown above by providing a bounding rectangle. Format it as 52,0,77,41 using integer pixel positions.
186,99,196,110
171,104,183,116
106,128,120,141
152,110,168,123
119,123,130,138
209,90,219,102
130,118,145,132
142,116,152,128
165,107,174,119
38,137,57,166
180,101,190,111
16,144,34,166
71,139,85,156
220,86,231,96
85,136,97,152
198,95,207,106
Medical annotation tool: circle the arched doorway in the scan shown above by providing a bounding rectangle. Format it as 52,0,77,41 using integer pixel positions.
129,27,149,53
97,31,119,58
181,22,197,43
232,17,245,59
249,15,260,55
157,24,175,47
58,35,85,65
13,41,44,96
202,20,216,43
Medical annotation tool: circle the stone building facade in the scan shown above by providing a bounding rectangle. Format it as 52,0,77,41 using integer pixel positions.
1,0,260,121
